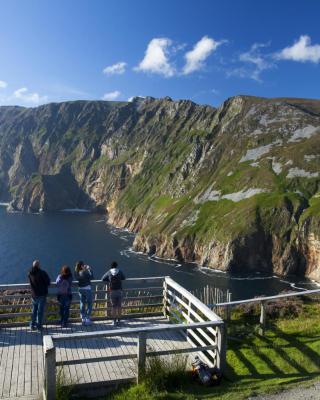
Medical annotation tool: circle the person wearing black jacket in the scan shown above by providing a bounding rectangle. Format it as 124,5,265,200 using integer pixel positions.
28,260,50,331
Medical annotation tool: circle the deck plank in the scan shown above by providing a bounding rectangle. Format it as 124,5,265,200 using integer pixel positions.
2,327,16,398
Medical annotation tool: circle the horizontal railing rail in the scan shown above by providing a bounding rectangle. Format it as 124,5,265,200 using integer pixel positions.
51,319,223,341
211,287,320,308
0,276,167,291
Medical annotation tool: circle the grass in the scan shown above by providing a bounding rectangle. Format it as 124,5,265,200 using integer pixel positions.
56,366,76,400
172,191,304,243
105,297,320,400
300,193,320,221
141,355,189,391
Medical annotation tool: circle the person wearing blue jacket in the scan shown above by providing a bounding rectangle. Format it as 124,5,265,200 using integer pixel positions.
75,260,93,325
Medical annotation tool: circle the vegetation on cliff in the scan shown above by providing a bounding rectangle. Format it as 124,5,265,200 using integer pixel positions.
0,95,320,277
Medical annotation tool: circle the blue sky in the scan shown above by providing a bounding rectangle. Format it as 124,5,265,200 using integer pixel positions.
0,0,319,107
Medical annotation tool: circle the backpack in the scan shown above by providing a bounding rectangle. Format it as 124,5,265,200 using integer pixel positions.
110,272,122,290
57,277,70,295
191,357,222,386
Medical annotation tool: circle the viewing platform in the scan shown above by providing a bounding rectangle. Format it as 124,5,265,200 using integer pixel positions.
0,277,225,400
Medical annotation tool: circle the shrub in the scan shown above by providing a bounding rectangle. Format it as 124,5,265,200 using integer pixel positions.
142,355,188,391
265,294,303,319
237,301,260,317
237,292,303,320
110,355,193,399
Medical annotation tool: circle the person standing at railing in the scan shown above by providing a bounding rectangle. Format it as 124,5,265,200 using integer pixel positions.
75,261,94,325
28,259,51,331
101,261,125,326
56,265,73,328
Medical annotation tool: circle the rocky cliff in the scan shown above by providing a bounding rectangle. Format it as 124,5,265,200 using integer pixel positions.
1,96,320,278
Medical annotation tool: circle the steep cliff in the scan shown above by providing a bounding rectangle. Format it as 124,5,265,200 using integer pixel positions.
0,96,320,278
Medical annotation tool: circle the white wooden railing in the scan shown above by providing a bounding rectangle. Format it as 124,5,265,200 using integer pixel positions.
40,277,224,400
164,277,226,370
43,319,223,400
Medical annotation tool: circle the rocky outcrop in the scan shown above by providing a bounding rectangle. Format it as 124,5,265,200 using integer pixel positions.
1,96,320,278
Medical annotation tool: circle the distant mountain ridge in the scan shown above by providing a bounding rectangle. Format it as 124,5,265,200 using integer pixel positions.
1,95,320,279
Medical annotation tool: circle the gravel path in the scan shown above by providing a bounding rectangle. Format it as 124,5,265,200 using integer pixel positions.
247,381,320,400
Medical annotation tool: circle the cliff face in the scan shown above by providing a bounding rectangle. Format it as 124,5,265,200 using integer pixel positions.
1,96,320,278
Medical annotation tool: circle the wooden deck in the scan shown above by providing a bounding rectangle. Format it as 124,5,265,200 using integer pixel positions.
0,277,225,400
0,316,191,399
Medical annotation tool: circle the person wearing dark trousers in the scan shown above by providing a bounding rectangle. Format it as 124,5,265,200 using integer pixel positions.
28,260,51,331
56,265,73,327
75,261,93,325
101,261,125,326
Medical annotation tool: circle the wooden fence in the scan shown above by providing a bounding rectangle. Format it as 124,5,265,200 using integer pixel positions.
210,288,320,333
41,277,225,400
0,277,165,326
164,277,226,369
192,285,231,318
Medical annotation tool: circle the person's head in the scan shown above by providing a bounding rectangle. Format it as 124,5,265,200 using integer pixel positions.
32,260,40,269
75,260,84,273
61,265,71,277
111,261,118,269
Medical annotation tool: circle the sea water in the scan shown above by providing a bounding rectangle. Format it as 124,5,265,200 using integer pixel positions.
0,206,316,300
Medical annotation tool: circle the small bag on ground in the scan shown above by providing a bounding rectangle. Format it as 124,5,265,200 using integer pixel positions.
191,356,222,386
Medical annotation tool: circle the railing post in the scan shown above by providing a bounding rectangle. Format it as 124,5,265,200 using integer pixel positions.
259,301,266,335
225,305,231,322
94,283,98,313
137,332,147,383
104,284,109,318
43,335,56,400
216,323,227,374
163,279,168,318
225,291,231,321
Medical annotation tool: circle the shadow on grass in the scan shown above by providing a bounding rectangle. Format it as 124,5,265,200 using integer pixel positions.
271,325,320,369
215,322,320,397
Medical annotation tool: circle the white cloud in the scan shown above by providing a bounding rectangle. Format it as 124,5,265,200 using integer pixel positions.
135,38,175,77
102,90,121,100
13,87,48,104
183,36,221,74
229,43,274,81
0,80,7,89
128,95,145,102
103,62,127,75
276,35,320,63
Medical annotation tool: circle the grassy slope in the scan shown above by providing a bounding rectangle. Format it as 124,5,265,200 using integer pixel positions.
109,300,320,400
